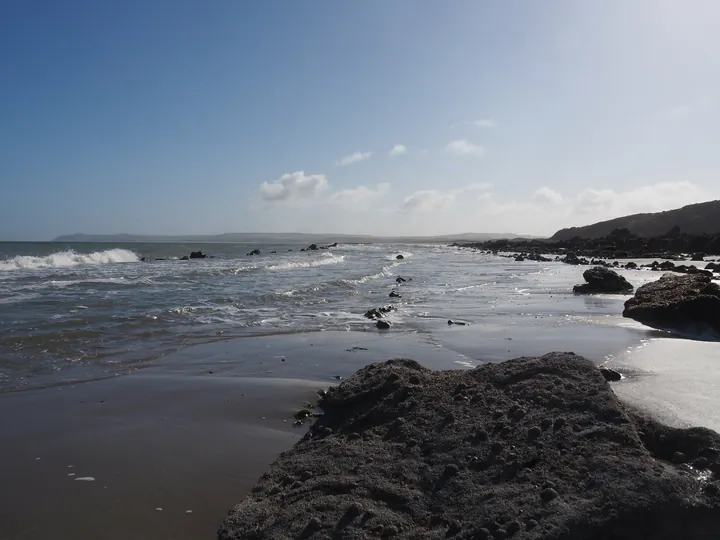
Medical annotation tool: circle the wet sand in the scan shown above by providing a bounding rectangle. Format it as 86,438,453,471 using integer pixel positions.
0,331,481,540
0,370,322,539
1,327,718,539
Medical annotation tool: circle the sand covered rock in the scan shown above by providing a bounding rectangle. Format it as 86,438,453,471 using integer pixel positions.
623,273,720,336
573,267,633,294
218,353,720,540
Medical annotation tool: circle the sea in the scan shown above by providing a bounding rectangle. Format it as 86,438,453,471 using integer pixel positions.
1,240,718,431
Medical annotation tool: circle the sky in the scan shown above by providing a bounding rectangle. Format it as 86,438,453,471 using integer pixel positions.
1,0,720,240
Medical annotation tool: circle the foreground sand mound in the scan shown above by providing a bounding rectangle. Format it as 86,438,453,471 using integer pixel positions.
219,353,720,540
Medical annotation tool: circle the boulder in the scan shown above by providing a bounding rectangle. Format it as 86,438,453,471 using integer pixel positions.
622,273,720,336
625,262,638,269
561,253,581,265
180,255,189,261
573,267,634,294
395,277,406,283
389,291,401,298
706,262,718,271
692,252,705,262
189,251,207,259
396,254,404,260
247,249,261,256
308,244,319,251
218,354,720,540
375,320,391,330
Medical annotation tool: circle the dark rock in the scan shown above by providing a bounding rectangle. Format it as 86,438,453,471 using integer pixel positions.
218,353,720,540
180,255,189,261
625,262,638,269
396,277,406,283
364,306,395,319
189,251,207,259
396,254,404,260
447,320,467,326
573,267,634,294
389,291,401,298
622,273,720,336
376,320,391,330
599,367,622,382
692,252,705,262
307,244,319,251
247,249,261,256
706,262,718,271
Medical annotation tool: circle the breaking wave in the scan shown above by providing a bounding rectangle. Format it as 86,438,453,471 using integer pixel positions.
0,249,140,271
267,254,345,271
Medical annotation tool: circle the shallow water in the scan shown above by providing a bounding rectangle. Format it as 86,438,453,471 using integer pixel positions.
0,241,709,392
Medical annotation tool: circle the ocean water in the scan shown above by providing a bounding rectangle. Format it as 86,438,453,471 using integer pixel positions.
0,241,675,392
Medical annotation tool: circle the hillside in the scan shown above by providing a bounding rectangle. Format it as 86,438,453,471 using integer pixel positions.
551,200,720,240
51,231,529,244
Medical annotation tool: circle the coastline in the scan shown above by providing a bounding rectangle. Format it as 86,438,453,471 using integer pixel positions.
1,254,719,539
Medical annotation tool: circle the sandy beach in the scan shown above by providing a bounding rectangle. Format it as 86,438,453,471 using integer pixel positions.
1,323,718,539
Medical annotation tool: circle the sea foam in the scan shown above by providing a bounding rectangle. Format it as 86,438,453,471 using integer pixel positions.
0,249,139,271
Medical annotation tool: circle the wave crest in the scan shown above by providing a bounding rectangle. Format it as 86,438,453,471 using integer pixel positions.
0,249,139,271
267,254,345,271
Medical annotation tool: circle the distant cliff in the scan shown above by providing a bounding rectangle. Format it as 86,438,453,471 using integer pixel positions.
551,200,720,240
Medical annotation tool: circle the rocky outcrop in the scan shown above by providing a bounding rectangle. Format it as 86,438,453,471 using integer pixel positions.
189,251,207,259
308,244,319,251
247,249,261,256
623,273,720,336
218,354,720,540
375,320,391,330
396,255,405,260
573,267,634,294
389,291,401,298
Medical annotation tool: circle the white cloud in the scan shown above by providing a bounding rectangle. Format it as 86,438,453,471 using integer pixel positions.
572,181,706,217
400,190,455,213
474,118,496,128
330,183,390,205
533,187,564,205
389,144,407,157
336,151,372,167
445,139,485,157
259,171,328,202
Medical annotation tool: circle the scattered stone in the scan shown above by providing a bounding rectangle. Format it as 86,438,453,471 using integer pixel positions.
599,367,622,382
364,305,396,319
376,320,391,330
396,254,404,260
573,267,634,294
389,291,401,298
448,320,467,326
395,277,406,283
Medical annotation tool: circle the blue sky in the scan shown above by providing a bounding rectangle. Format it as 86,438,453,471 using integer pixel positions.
1,0,719,240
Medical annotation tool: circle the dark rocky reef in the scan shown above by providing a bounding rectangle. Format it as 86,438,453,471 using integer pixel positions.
623,273,720,337
218,354,720,540
456,227,720,261
573,267,634,294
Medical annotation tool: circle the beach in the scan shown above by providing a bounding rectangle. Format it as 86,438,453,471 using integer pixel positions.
1,243,719,538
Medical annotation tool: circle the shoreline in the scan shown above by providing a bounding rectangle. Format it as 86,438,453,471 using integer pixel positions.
2,326,718,538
